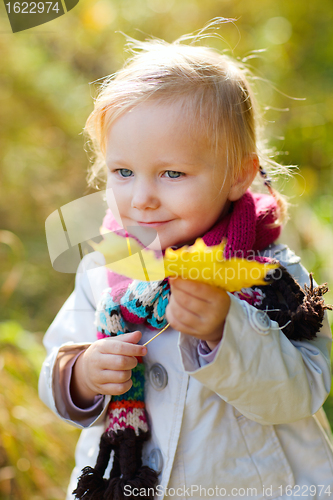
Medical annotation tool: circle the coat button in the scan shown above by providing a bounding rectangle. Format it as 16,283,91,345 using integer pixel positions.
148,448,163,474
251,309,270,334
149,363,168,390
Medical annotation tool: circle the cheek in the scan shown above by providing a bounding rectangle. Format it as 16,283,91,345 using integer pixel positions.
183,189,219,215
183,191,228,227
171,198,197,221
106,181,126,221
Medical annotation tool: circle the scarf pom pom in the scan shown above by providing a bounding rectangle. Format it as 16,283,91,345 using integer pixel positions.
74,427,159,500
105,466,158,499
103,428,158,500
73,433,114,499
287,274,333,341
257,267,332,341
73,466,108,499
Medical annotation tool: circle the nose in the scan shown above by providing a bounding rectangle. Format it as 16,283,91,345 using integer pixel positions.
131,179,160,210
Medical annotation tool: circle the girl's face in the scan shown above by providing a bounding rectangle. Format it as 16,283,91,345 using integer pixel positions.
105,100,234,251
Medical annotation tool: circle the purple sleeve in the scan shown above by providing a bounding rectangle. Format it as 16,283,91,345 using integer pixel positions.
61,351,104,421
197,340,221,364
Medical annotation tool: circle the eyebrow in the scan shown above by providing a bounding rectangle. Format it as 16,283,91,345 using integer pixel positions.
107,158,203,170
107,159,132,169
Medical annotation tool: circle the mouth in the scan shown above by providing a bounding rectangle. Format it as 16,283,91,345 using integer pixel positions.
137,220,172,228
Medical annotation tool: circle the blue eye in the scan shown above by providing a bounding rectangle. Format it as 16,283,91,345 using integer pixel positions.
165,171,183,179
118,169,133,177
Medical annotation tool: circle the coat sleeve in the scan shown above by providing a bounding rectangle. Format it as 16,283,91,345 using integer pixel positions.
178,246,332,425
38,252,111,429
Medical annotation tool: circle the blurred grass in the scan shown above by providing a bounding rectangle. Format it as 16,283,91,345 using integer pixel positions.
0,0,333,497
0,321,80,500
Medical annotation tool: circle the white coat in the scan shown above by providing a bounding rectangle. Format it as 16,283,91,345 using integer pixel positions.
38,243,333,500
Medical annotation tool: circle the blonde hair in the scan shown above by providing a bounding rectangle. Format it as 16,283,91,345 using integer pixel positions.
85,30,289,222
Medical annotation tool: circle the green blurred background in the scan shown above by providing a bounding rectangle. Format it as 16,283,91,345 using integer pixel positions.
0,0,333,498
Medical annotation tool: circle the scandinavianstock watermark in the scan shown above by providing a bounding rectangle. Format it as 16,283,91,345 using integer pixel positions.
4,0,80,33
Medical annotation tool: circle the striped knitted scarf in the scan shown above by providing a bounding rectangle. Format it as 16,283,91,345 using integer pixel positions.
74,191,330,500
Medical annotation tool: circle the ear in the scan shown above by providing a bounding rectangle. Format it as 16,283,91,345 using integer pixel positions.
228,154,259,202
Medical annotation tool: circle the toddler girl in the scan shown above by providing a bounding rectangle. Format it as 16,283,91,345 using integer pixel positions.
39,28,333,500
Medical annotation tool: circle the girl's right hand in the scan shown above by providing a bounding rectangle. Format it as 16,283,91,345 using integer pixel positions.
70,330,147,408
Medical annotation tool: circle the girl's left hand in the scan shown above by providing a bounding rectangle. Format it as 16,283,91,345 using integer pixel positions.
166,277,231,350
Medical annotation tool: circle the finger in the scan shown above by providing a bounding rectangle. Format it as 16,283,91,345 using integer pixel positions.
101,379,133,397
170,285,204,317
98,335,147,357
98,369,133,385
170,278,223,303
98,354,138,371
118,331,143,343
165,300,200,335
170,278,211,301
168,295,201,327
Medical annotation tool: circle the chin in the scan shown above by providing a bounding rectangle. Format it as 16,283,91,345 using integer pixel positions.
146,232,196,252
147,238,177,252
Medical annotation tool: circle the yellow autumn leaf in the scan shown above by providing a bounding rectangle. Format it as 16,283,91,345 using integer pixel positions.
165,239,278,292
91,231,278,292
90,228,166,281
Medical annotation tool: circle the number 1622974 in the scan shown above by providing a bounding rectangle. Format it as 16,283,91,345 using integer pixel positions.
5,2,60,14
